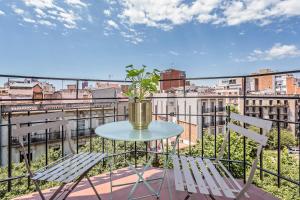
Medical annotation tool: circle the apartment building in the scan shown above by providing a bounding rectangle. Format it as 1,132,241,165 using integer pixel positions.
152,91,226,145
160,69,190,91
215,78,244,105
243,98,300,135
249,69,300,95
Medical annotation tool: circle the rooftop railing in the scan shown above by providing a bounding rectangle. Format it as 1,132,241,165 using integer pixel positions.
0,70,299,199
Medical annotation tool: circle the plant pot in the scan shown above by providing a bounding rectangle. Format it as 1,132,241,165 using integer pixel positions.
128,100,152,130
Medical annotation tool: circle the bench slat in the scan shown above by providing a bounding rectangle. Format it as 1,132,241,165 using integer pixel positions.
196,158,222,196
204,159,235,198
180,156,197,193
187,157,209,194
32,153,85,180
171,155,185,191
62,153,106,183
34,153,88,181
49,153,97,182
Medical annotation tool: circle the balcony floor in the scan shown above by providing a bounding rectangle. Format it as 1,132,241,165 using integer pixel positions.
14,167,277,200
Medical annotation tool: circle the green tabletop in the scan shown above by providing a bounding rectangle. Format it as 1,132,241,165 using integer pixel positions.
95,120,183,142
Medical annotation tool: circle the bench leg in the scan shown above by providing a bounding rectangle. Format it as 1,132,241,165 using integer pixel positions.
183,194,190,200
86,176,101,200
48,184,66,200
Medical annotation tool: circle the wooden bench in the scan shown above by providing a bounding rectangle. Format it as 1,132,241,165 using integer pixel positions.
172,113,272,199
12,111,107,200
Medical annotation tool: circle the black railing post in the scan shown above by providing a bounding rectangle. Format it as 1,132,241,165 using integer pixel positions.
277,107,281,187
155,105,158,165
189,105,191,155
177,103,180,155
243,76,247,184
76,108,79,153
134,141,137,168
166,104,169,160
259,107,264,181
27,111,31,188
227,106,231,171
89,104,92,152
7,111,12,192
61,109,64,157
44,110,48,166
201,105,204,158
214,105,217,158
124,106,127,163
113,105,116,163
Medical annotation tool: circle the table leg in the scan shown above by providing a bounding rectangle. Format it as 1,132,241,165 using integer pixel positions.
127,152,158,199
157,136,180,200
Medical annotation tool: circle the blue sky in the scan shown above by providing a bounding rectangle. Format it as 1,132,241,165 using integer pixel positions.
0,0,300,80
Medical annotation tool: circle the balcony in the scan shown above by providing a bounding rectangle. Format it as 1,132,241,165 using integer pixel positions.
11,131,65,146
71,128,96,139
0,72,299,200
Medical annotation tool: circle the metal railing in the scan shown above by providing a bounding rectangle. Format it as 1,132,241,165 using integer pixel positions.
0,70,299,197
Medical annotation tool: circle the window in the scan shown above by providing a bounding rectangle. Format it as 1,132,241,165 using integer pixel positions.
246,100,249,105
277,100,280,104
269,115,274,119
269,100,273,105
78,119,85,130
252,100,255,105
284,100,288,105
259,100,262,105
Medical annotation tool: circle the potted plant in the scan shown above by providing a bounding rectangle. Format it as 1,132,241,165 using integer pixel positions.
125,65,160,130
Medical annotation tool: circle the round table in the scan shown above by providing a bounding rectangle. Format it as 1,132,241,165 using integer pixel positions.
95,120,183,200
95,120,183,142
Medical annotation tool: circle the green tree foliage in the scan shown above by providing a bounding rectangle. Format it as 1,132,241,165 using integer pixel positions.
267,128,296,149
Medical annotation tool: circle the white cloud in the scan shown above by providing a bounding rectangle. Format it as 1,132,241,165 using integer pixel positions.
13,7,25,15
104,9,111,17
118,0,219,30
107,20,119,29
23,0,55,9
246,43,300,61
38,19,56,27
106,0,300,31
65,0,87,8
100,0,300,44
0,10,5,16
169,50,179,56
11,0,89,29
23,17,36,23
